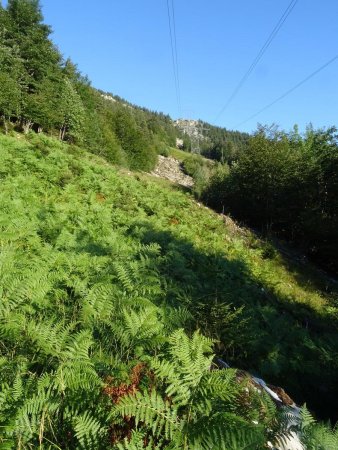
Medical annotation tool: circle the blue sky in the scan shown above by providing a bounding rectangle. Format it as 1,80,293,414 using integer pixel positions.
20,1,338,132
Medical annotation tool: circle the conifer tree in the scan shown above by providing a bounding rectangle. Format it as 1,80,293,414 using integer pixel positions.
7,0,61,84
58,78,85,141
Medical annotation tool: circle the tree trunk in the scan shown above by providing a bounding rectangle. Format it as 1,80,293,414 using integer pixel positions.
2,115,8,135
22,119,33,134
59,124,67,141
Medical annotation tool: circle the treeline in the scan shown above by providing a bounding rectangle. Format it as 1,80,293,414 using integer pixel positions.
0,0,189,171
203,125,338,273
199,121,250,164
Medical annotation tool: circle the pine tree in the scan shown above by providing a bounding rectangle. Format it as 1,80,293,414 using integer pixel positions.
7,0,61,85
58,78,85,141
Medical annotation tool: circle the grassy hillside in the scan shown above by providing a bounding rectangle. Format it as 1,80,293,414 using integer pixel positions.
0,133,337,448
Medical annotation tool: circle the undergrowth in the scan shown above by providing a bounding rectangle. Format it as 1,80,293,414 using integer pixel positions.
0,133,337,448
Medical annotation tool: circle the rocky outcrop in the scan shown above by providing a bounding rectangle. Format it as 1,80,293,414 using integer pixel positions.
151,155,194,188
101,94,117,103
176,137,184,149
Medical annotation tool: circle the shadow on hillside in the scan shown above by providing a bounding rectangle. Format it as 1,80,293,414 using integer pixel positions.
258,231,338,298
282,254,338,297
125,221,338,423
178,181,338,299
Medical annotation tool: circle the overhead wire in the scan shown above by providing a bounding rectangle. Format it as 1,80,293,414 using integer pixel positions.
166,0,181,116
234,54,338,128
171,0,181,113
214,0,299,122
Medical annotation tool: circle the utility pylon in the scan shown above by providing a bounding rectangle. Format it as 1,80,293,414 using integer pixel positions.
175,119,209,154
191,122,209,154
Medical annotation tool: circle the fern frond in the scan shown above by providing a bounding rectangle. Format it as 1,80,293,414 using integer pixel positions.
116,430,170,450
192,412,265,450
110,306,164,357
152,330,214,405
73,410,106,449
55,330,101,392
168,330,214,383
81,282,116,324
300,404,316,429
114,389,181,440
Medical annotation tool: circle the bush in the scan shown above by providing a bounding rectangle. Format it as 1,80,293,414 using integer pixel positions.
201,163,230,211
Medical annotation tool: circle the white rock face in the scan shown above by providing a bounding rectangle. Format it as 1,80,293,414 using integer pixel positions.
176,138,184,149
101,94,116,102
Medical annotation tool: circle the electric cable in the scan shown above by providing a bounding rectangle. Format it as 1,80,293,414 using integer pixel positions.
235,54,338,128
171,0,181,114
166,0,181,116
214,0,298,122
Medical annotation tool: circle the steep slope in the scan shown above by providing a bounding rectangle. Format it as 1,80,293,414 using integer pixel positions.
0,134,337,448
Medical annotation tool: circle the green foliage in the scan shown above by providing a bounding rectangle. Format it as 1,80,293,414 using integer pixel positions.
300,406,338,450
203,124,338,272
182,153,205,177
201,163,230,211
114,330,267,449
0,133,337,447
0,72,21,132
58,77,85,141
181,153,215,198
197,120,250,164
112,107,156,171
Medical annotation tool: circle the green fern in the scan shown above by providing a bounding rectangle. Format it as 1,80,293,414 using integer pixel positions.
113,330,268,449
114,389,180,440
74,410,107,449
299,405,338,450
116,430,171,450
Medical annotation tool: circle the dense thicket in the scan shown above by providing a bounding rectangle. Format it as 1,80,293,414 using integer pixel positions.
0,0,190,171
203,125,338,273
0,134,338,448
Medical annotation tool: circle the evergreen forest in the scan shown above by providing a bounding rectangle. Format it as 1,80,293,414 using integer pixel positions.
0,1,338,449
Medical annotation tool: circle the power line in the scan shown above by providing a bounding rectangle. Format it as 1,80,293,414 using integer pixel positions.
235,54,338,128
214,0,298,122
171,0,181,113
166,0,181,116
